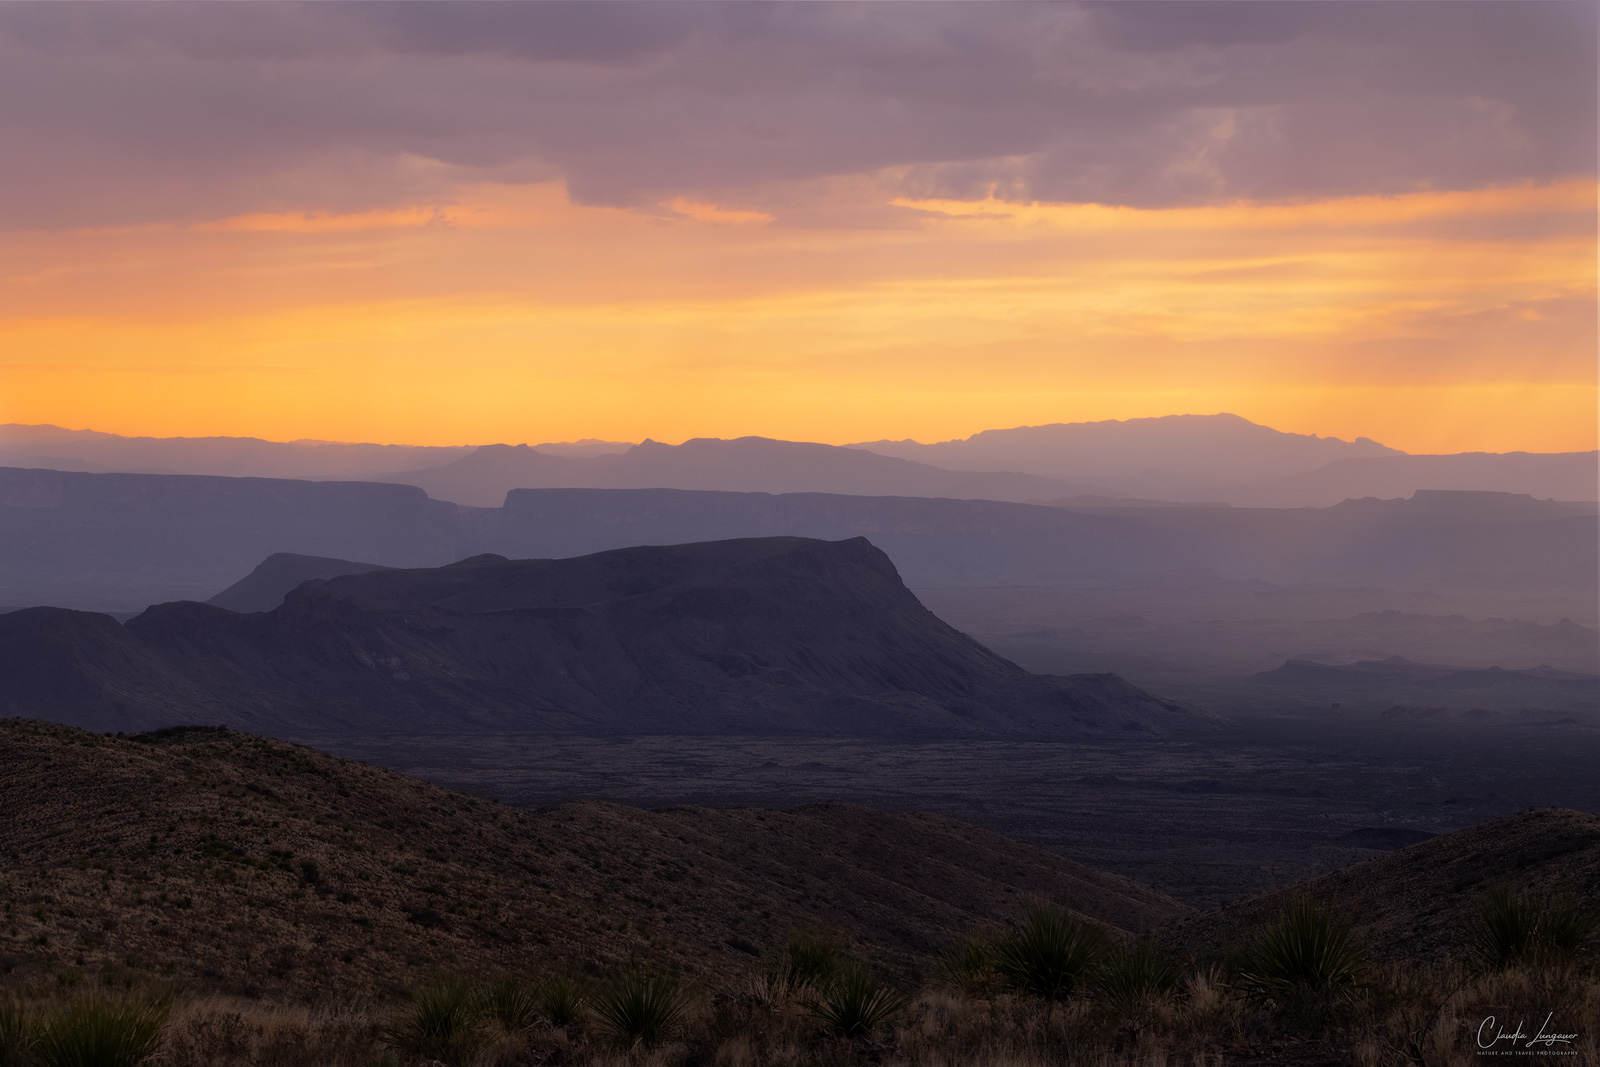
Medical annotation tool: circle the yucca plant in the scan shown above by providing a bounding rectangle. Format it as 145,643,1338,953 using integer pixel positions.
805,965,909,1039
537,974,587,1029
992,906,1108,1001
29,997,167,1067
1240,900,1364,994
385,979,482,1066
0,1000,34,1067
1473,884,1598,969
480,977,540,1035
591,972,692,1050
1095,936,1185,1014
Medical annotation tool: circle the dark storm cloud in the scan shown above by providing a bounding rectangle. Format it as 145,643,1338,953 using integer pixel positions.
0,1,1591,229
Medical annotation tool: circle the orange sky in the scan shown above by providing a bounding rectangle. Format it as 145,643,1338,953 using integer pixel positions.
1,177,1594,454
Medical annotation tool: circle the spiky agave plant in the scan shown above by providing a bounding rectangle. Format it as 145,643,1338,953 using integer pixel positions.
1240,900,1365,994
992,906,1109,1002
805,965,910,1040
1473,884,1599,969
480,976,541,1035
592,972,692,1050
385,978,483,1066
29,996,168,1067
0,999,34,1067
537,974,588,1030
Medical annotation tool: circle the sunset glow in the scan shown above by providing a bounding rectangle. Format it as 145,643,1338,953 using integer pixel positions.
0,3,1593,453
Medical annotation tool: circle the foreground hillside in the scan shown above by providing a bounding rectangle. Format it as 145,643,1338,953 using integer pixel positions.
1176,806,1600,965
0,536,1196,739
0,719,1187,1000
3,721,1596,1067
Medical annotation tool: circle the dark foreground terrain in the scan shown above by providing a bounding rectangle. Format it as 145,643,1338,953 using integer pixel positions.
315,715,1600,909
1,720,1597,1067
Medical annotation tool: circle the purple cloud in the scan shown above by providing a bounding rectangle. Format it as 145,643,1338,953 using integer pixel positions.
0,1,1591,229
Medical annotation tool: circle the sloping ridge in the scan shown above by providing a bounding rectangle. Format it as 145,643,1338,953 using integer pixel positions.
207,552,392,613
1175,808,1600,964
0,536,1196,739
0,719,1190,997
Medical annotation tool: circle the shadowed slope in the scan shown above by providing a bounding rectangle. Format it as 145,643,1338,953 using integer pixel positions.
0,537,1197,739
1174,807,1600,964
0,719,1189,998
206,552,391,613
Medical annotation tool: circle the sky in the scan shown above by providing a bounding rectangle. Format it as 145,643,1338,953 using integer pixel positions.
0,1,1595,454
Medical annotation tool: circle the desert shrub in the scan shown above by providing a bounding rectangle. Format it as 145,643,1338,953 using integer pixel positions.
480,977,540,1034
1095,936,1185,1014
1241,900,1364,994
384,979,482,1066
779,932,845,991
805,965,909,1039
1472,884,1599,970
536,974,587,1029
30,996,168,1067
0,1000,33,1067
591,972,692,1050
991,906,1108,1001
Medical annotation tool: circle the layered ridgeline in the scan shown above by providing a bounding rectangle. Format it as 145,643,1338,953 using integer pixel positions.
6,415,1595,508
0,719,1189,998
0,536,1196,739
3,465,1594,614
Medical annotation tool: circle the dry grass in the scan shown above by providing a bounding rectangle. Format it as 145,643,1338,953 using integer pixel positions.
0,947,1591,1067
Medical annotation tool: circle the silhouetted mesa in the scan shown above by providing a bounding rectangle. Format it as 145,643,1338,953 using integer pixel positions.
0,536,1198,739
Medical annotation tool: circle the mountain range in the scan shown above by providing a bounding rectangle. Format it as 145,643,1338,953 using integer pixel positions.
4,465,1592,617
4,414,1593,508
0,536,1197,740
375,437,1095,507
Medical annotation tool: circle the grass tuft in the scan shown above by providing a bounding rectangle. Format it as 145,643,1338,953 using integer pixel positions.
384,978,482,1066
0,1000,34,1067
1094,936,1185,1015
29,997,168,1067
778,932,845,991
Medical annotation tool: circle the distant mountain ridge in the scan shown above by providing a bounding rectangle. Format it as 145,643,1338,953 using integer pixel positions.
7,415,1593,508
376,436,1097,507
1250,655,1600,716
4,467,1592,615
0,536,1199,740
853,414,1597,505
852,413,1400,485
